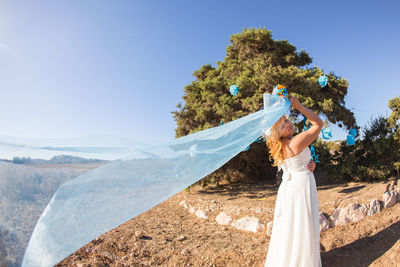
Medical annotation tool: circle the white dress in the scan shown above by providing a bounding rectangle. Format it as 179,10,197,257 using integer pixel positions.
264,146,322,267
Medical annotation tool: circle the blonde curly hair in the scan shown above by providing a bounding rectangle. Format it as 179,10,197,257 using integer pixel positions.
265,115,288,167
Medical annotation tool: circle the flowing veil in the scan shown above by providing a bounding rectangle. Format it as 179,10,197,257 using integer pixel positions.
21,94,291,267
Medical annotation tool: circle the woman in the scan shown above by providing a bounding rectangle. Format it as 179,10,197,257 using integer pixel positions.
264,96,323,267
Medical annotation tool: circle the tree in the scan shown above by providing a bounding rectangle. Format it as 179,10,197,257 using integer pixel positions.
172,27,357,185
326,115,400,182
388,96,400,141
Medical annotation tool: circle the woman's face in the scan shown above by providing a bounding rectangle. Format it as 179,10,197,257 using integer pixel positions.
277,117,294,139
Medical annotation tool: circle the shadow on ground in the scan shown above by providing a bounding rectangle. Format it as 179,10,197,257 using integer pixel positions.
338,185,366,194
321,220,400,267
195,181,278,200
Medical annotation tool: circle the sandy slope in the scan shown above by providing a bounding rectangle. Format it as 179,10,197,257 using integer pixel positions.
57,176,400,267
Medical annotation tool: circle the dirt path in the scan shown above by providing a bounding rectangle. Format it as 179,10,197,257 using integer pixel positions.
57,178,400,267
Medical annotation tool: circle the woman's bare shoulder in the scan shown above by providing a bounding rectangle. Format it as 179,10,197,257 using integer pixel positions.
282,137,306,157
289,125,322,153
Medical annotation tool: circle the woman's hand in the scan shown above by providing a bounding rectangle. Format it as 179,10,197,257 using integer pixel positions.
289,96,302,110
307,160,316,172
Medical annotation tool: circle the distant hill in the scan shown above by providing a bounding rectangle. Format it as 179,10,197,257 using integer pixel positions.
0,134,164,161
0,155,108,164
0,160,105,266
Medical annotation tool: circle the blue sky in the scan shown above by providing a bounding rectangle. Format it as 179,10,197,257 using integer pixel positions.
1,0,399,143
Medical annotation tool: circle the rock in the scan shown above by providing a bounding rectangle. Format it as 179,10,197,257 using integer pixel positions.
195,209,209,219
392,190,399,203
216,212,232,225
179,200,188,208
225,206,242,215
177,235,186,241
389,181,395,191
330,203,368,227
118,243,129,252
231,216,265,233
368,198,383,216
188,206,195,214
135,230,146,238
100,251,114,260
255,208,263,213
221,226,226,231
383,191,397,208
349,203,368,222
180,248,190,255
266,222,273,237
319,212,330,232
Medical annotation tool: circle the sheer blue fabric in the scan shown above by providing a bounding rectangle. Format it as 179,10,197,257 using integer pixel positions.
0,134,156,160
22,94,291,267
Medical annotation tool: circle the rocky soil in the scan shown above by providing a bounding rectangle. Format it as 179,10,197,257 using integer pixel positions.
57,175,400,267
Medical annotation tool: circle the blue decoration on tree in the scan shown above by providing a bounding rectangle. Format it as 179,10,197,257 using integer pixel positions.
272,84,288,98
346,134,355,145
303,117,312,131
302,116,320,163
230,84,239,96
310,144,320,163
349,128,357,137
346,128,357,145
321,126,332,140
318,75,328,87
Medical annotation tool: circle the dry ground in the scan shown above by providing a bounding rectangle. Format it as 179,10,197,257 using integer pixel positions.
57,175,400,267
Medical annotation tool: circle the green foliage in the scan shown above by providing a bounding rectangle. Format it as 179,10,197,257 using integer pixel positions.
172,27,357,185
394,162,400,176
315,115,400,182
388,95,400,141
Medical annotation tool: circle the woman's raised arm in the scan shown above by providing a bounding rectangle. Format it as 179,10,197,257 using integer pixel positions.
288,96,323,154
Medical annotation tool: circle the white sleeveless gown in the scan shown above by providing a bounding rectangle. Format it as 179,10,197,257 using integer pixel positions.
264,146,322,267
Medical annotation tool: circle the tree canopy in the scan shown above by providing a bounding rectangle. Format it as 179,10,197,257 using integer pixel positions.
173,27,357,139
388,96,400,141
172,27,358,184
